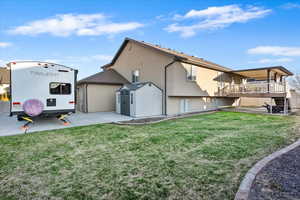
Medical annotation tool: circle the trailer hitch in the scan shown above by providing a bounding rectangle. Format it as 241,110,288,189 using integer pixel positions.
57,114,71,126
21,117,33,133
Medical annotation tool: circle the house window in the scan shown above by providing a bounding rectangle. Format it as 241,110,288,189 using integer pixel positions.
180,99,189,113
50,83,71,95
187,65,197,81
132,70,139,83
130,93,133,104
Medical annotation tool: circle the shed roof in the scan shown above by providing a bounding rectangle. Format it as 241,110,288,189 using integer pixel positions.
78,69,129,85
118,82,161,91
101,38,232,72
0,68,10,84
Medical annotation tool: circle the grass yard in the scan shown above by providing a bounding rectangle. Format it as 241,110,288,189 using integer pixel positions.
0,111,299,200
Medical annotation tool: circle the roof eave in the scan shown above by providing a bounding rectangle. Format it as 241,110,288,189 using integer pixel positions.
231,66,294,76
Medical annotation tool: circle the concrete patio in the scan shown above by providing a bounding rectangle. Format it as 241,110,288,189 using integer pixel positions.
0,110,133,137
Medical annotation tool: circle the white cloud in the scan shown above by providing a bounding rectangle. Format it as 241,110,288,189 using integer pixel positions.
0,42,12,48
9,13,144,37
254,58,294,64
63,54,113,62
165,5,271,37
281,3,300,9
77,22,143,36
248,46,300,56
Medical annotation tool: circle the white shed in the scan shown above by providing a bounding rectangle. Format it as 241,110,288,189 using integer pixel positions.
116,82,162,117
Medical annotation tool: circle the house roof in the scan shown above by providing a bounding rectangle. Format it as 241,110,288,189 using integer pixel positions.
0,68,10,84
231,66,294,79
101,37,233,72
78,69,129,85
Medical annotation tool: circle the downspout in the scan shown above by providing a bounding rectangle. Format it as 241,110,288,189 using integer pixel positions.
85,84,88,113
164,58,178,115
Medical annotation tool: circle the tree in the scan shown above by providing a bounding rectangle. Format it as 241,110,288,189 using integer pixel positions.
290,74,300,91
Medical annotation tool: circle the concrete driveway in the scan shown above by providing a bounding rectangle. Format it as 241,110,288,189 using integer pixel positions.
0,111,133,137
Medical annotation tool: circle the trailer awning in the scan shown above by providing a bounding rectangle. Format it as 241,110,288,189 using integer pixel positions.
231,66,293,80
0,68,10,84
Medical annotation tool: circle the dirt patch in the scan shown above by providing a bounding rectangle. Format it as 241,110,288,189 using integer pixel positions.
118,117,166,124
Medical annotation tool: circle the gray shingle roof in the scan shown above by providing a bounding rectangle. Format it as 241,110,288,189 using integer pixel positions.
101,38,232,72
78,69,129,85
118,82,162,91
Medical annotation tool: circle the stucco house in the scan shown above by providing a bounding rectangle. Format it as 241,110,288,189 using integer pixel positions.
77,38,294,116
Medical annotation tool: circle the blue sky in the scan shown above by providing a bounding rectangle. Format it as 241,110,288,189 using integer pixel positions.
0,0,300,79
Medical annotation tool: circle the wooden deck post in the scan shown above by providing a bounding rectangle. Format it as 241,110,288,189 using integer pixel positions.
270,97,273,114
284,97,287,115
267,69,271,93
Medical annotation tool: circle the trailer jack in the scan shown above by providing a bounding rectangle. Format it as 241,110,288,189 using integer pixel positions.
21,117,33,133
57,114,71,126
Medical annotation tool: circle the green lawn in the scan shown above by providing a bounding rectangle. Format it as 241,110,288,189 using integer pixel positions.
0,112,299,200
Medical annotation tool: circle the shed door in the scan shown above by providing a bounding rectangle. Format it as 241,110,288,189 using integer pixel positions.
77,86,87,112
120,90,130,116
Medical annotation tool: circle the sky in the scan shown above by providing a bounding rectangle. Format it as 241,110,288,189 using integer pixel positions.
0,0,300,79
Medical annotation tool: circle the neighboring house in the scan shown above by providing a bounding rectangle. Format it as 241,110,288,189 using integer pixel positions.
289,89,300,111
78,38,294,116
0,67,10,101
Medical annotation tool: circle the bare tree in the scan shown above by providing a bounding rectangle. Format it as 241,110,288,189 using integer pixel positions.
290,74,300,91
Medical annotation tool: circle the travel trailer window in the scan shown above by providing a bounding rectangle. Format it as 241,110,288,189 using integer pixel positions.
132,70,139,83
187,65,197,81
50,83,71,95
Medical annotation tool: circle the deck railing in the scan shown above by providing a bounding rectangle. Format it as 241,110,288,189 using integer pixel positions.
223,81,285,95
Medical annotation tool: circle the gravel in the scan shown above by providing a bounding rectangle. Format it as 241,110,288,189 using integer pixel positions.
249,146,300,200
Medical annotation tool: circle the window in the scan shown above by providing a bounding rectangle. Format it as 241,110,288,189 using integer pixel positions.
132,70,139,83
180,99,189,113
187,65,197,81
50,83,71,95
130,93,133,104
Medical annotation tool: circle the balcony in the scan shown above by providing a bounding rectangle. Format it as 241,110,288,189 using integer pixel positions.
222,81,286,97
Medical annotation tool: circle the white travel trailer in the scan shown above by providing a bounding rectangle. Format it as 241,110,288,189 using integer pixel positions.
8,61,78,122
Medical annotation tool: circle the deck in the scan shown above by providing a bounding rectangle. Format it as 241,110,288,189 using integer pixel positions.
222,82,286,98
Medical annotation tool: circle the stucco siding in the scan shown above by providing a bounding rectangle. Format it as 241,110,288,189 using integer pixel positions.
87,84,121,112
167,62,242,97
167,97,235,115
112,41,173,89
111,41,174,114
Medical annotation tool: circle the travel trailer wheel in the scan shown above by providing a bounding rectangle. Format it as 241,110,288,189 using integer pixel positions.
17,115,24,121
